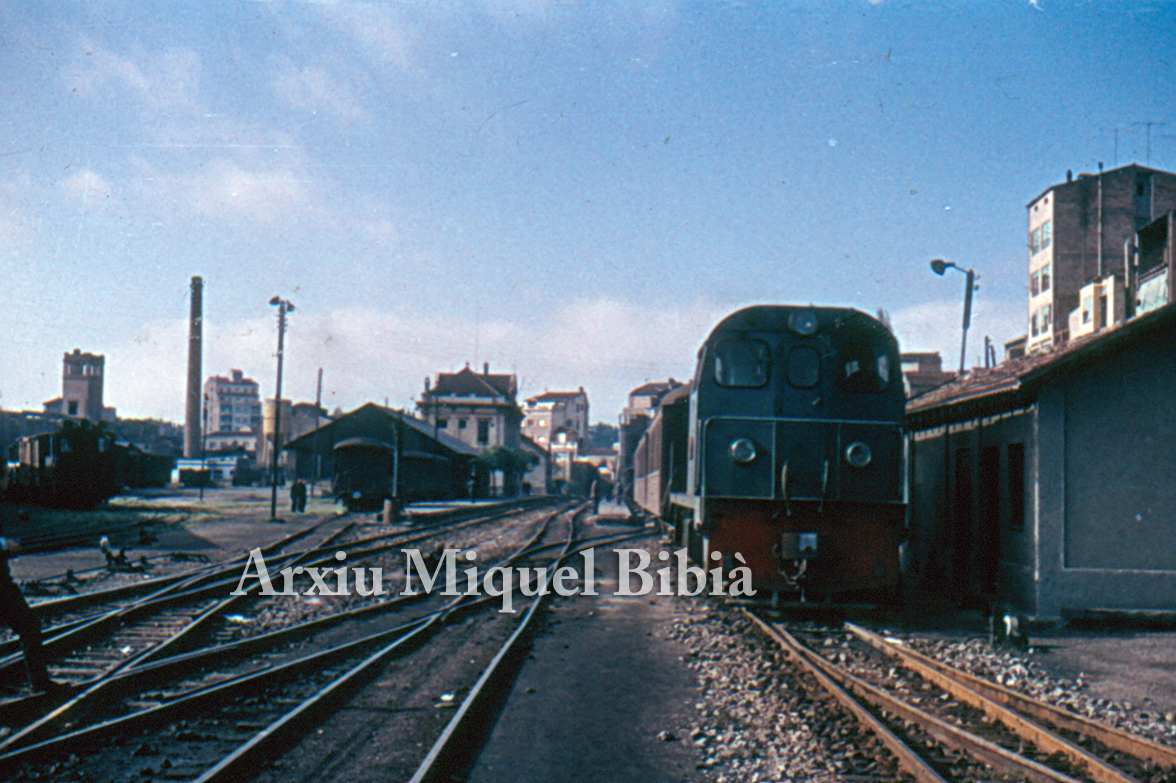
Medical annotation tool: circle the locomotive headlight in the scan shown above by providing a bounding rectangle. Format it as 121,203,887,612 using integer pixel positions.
788,309,819,336
729,438,758,464
844,441,872,468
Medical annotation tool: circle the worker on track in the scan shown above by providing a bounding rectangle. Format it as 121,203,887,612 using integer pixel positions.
0,533,61,693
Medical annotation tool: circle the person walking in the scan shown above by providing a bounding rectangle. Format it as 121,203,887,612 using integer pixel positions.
0,534,61,692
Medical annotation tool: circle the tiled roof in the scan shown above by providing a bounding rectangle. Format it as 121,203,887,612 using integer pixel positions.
429,366,516,399
284,402,479,456
906,302,1176,430
527,390,585,403
386,406,479,455
628,380,682,397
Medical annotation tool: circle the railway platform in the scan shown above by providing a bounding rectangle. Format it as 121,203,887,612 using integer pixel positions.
468,514,701,783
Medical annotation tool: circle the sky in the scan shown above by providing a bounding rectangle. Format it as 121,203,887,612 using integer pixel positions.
2,0,1174,424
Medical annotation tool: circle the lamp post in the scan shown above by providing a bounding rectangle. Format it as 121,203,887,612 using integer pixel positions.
269,296,295,520
930,259,977,375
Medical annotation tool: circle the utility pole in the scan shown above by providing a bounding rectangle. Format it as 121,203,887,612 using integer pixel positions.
268,297,295,520
200,393,208,501
312,367,322,498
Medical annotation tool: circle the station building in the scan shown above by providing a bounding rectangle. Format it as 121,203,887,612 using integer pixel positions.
905,301,1176,619
417,363,522,452
283,402,478,501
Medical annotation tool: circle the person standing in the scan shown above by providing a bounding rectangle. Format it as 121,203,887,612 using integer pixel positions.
290,479,307,513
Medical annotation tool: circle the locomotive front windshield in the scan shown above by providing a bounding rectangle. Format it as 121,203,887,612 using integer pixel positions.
786,345,820,388
837,341,892,393
713,339,769,387
711,333,894,394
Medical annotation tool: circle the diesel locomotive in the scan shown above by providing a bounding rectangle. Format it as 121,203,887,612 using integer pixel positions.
633,305,906,600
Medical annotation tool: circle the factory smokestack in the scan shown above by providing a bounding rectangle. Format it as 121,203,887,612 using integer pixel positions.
184,276,203,458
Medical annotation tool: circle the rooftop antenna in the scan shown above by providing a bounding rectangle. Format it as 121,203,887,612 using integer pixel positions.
1132,121,1167,165
1098,126,1122,168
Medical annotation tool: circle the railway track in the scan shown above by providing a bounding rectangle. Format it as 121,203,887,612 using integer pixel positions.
0,513,356,697
745,612,1176,783
1,499,558,700
0,499,594,781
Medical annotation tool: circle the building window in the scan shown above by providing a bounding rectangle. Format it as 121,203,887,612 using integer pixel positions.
1031,310,1038,337
68,401,79,416
1030,271,1040,296
1030,227,1041,254
1007,442,1025,531
436,418,448,429
458,419,467,429
1041,220,1051,250
1040,264,1050,292
1041,304,1051,330
477,419,490,444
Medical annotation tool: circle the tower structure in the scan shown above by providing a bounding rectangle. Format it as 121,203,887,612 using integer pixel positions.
61,349,105,421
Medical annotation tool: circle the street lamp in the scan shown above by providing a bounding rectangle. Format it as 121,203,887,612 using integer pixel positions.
930,259,977,375
269,296,295,520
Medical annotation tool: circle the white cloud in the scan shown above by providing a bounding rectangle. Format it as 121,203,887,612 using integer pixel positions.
24,289,1033,425
317,4,416,70
98,294,1047,424
186,159,314,224
0,172,33,240
269,55,364,120
59,169,114,205
66,38,202,111
102,295,731,423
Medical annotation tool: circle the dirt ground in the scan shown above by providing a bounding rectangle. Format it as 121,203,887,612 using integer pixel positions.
876,595,1176,722
468,509,704,783
2,486,347,589
1029,628,1176,718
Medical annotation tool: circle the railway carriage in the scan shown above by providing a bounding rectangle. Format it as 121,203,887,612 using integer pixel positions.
634,305,906,599
4,422,122,509
332,436,457,511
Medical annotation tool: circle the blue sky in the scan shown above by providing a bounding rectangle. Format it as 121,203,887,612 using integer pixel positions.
2,1,1174,422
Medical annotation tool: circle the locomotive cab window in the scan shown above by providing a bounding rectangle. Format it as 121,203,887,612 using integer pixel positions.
786,345,820,388
713,339,769,387
837,342,891,393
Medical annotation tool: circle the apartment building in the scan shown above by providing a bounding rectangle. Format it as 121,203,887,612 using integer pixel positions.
1026,164,1176,353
